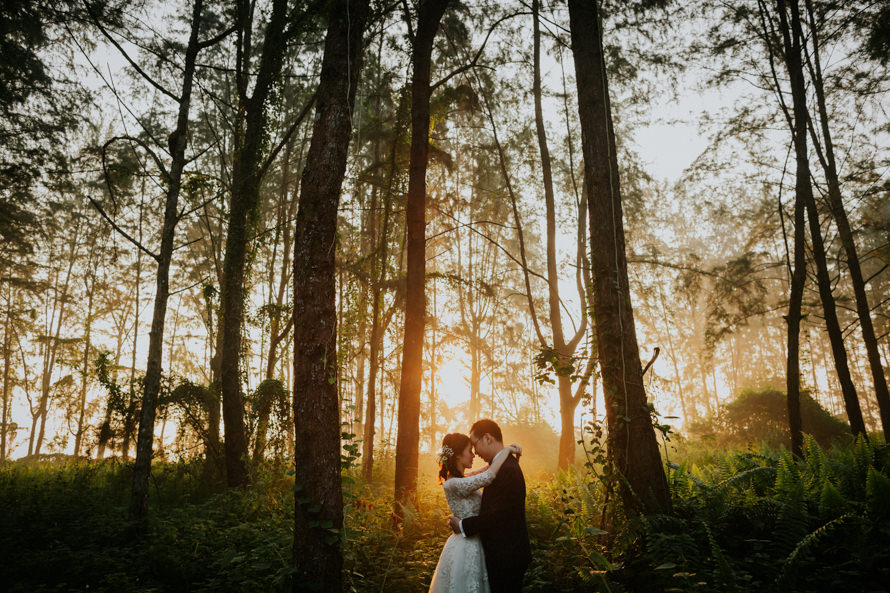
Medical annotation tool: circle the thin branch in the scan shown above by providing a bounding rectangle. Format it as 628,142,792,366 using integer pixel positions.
86,195,159,262
198,24,238,49
437,208,550,286
642,347,661,376
572,351,597,406
103,135,170,181
430,11,528,91
258,91,317,178
177,192,226,221
426,218,516,242
170,276,210,296
473,64,548,346
865,264,888,285
84,0,180,102
172,236,204,253
399,0,415,44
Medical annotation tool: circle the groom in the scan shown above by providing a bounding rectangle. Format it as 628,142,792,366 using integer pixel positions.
448,418,533,592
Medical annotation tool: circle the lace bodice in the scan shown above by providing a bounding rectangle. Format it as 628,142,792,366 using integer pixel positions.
442,465,497,519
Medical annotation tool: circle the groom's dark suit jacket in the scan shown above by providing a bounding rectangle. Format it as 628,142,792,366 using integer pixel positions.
462,453,532,592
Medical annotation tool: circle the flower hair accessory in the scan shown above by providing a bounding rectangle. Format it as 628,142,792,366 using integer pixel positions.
437,445,454,464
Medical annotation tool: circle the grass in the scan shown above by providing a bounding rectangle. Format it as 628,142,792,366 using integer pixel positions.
1,436,888,592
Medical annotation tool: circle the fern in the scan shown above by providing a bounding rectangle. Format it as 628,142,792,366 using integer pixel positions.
818,480,848,519
801,434,830,494
701,520,737,591
714,465,776,493
776,513,853,589
865,465,890,521
772,468,810,555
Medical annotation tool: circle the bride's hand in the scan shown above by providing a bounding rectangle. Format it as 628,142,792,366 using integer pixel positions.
507,443,522,457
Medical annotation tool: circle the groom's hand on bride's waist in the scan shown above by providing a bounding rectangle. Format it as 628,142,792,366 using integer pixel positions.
448,514,461,535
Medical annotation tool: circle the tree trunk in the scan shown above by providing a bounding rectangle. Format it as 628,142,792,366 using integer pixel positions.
428,278,439,452
1,297,11,462
265,136,299,382
291,0,369,590
254,140,301,462
129,0,205,519
362,294,382,482
803,0,890,439
470,333,481,420
533,0,588,469
567,0,670,513
219,0,292,489
361,90,401,484
34,239,77,456
777,0,866,438
74,272,95,457
774,0,809,458
394,0,451,510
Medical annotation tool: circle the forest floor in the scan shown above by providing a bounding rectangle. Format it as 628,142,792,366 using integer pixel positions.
1,436,889,592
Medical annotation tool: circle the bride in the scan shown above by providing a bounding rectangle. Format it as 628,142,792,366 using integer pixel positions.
428,433,521,593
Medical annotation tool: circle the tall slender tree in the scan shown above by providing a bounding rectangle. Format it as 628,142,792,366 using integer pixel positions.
219,0,312,488
83,0,232,517
763,0,809,457
567,0,670,513
394,0,452,510
802,0,890,439
775,0,866,438
531,0,590,469
292,0,370,589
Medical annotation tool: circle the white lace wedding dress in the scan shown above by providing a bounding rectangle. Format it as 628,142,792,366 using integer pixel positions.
428,463,499,593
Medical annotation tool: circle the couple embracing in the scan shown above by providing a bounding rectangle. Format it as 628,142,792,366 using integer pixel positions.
428,419,532,593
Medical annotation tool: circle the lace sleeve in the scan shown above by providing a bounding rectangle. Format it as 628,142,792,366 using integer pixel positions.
444,467,496,497
443,449,511,497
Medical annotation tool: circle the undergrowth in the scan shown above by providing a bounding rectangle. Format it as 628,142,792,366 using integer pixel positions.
1,435,887,592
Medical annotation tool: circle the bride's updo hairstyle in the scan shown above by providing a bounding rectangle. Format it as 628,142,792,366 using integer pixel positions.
437,433,470,484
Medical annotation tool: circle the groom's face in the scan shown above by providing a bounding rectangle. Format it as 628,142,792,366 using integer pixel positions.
470,432,494,463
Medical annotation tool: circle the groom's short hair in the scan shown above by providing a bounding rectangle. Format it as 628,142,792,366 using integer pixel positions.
470,419,502,443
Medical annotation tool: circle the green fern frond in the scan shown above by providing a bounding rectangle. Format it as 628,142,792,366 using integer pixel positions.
852,435,874,478
701,521,737,590
866,465,890,521
775,455,803,499
818,480,847,518
801,434,829,492
776,513,853,589
714,466,777,493
738,451,781,467
773,476,810,555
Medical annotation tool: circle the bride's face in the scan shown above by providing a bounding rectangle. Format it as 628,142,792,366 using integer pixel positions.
457,443,474,473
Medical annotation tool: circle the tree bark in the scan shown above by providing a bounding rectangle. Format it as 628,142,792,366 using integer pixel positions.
394,0,451,510
129,0,205,519
219,0,292,488
777,0,866,438
774,0,808,458
803,0,890,439
1,293,11,462
567,0,670,513
533,0,588,469
291,0,369,590
73,266,95,457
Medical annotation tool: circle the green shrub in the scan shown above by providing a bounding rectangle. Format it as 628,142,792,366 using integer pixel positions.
686,388,850,448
